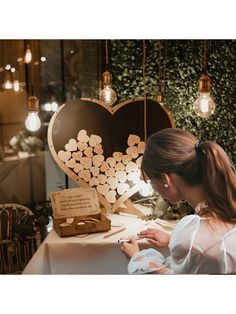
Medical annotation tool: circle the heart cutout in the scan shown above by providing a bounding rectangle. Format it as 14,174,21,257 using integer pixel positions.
48,98,174,212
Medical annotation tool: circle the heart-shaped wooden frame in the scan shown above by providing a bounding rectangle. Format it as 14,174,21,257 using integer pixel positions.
48,97,175,212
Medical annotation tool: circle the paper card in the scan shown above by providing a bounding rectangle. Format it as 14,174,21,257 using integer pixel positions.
50,187,100,218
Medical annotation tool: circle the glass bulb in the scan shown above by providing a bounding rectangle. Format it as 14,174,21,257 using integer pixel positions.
51,101,59,112
99,85,117,106
44,102,52,111
193,92,216,118
25,112,41,132
13,80,20,92
24,48,32,63
43,101,59,112
3,79,13,90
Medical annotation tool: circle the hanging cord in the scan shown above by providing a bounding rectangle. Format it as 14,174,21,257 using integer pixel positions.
162,40,167,96
157,40,162,92
203,40,208,74
30,41,35,95
142,40,147,143
105,39,109,70
157,40,167,96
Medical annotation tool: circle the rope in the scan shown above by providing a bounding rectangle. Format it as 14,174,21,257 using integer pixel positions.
105,40,109,68
203,40,208,74
142,40,147,143
157,40,167,96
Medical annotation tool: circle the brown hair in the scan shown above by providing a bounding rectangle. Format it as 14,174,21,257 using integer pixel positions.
142,128,236,222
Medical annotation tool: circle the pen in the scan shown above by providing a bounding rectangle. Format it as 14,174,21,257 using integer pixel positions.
118,239,130,244
118,237,142,244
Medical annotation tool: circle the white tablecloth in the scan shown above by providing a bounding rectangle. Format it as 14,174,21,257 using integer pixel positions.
23,214,174,274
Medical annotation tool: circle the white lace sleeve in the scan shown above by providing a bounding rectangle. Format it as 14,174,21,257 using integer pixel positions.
127,248,173,274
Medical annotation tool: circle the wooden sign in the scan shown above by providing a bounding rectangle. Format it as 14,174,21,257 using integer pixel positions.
50,187,100,218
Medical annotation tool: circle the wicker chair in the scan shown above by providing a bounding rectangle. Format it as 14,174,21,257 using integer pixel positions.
0,203,41,274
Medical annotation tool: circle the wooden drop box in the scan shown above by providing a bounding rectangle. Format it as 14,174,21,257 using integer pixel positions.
53,213,111,237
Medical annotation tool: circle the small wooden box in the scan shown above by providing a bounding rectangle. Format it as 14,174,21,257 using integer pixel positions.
53,213,111,237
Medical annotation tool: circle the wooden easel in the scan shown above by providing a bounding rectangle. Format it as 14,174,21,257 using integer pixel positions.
114,199,143,217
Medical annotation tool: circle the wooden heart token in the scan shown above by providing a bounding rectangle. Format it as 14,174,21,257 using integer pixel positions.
89,177,99,187
65,139,78,151
58,150,71,162
90,166,100,177
127,134,140,147
80,157,92,169
105,190,117,203
107,177,119,190
115,170,127,183
94,143,103,155
97,184,110,196
97,174,107,184
113,151,123,162
92,154,104,167
77,129,89,143
117,183,130,195
89,134,102,147
84,147,93,157
73,163,84,173
72,151,83,161
79,169,91,182
138,141,145,154
126,146,139,159
65,158,76,168
126,161,139,173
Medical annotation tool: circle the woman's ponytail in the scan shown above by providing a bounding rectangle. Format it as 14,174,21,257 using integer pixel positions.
201,141,236,222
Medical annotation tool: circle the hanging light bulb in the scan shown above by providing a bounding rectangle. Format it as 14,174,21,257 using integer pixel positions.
2,70,13,90
12,70,21,92
24,47,32,64
25,96,41,132
193,74,216,118
41,95,59,112
13,79,20,92
99,71,117,106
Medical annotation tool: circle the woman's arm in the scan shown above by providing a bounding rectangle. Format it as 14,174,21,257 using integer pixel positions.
120,238,173,274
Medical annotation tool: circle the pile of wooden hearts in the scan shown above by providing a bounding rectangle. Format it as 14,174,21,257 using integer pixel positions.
57,129,145,204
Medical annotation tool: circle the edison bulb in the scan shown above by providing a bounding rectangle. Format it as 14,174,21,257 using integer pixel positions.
3,79,13,90
25,112,41,132
193,92,216,118
99,85,117,106
13,80,20,92
24,48,32,63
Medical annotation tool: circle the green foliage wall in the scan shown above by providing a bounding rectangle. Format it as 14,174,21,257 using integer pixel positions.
110,40,236,164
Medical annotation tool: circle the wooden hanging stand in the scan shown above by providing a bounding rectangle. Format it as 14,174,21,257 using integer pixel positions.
114,199,143,217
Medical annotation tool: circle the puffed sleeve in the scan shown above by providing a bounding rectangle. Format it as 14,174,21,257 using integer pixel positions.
169,215,202,274
127,215,202,274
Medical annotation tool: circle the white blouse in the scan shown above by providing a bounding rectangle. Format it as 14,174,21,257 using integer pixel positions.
128,206,236,274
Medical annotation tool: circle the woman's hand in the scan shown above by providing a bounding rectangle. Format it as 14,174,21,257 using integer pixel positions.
120,237,140,259
137,228,170,247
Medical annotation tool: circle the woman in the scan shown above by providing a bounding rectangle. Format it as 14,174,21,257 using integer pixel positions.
121,128,236,274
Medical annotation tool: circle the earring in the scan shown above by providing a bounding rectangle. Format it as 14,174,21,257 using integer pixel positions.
164,184,168,188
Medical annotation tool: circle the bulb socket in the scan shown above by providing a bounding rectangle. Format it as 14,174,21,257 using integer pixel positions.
156,91,163,103
102,71,112,85
27,96,39,112
198,74,212,93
